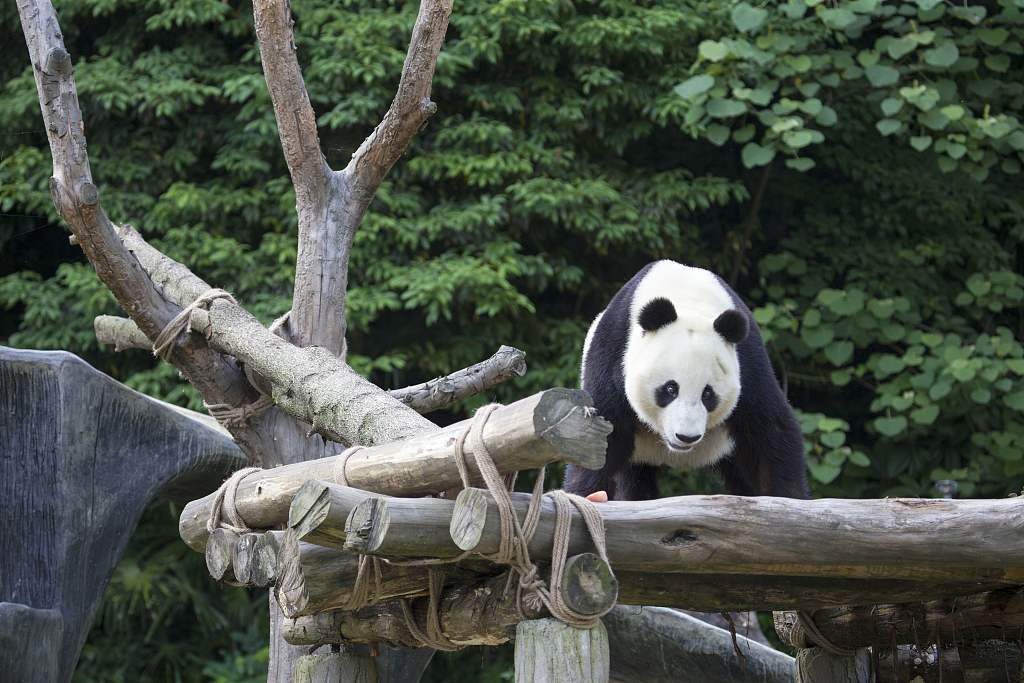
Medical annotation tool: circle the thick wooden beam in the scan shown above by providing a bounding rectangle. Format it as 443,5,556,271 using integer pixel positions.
778,588,1024,650
181,388,610,551
291,486,1024,583
514,618,609,683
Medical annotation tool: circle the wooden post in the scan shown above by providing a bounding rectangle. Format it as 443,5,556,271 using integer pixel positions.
515,618,610,683
794,648,871,683
292,651,377,683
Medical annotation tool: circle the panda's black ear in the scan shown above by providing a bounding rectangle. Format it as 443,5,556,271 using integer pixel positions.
714,309,748,344
638,297,677,332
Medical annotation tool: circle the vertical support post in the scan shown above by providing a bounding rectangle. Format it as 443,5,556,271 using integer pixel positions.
795,648,872,683
292,650,378,683
514,618,609,683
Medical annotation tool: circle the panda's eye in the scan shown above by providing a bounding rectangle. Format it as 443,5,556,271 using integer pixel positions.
655,381,679,407
701,385,718,411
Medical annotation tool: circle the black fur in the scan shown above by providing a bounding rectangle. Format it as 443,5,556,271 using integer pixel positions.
713,309,748,344
564,263,809,502
638,297,677,332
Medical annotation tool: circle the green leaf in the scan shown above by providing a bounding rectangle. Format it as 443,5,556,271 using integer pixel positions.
802,325,834,349
1006,359,1024,376
881,98,903,116
874,416,908,436
707,98,746,118
786,157,816,171
940,105,965,121
821,431,846,448
910,405,939,425
675,75,715,100
848,451,871,467
1005,391,1024,412
924,42,959,67
876,119,902,136
986,54,1011,73
732,3,769,33
706,124,731,146
887,38,917,59
815,106,838,126
784,130,815,149
929,380,952,400
820,7,856,30
910,135,933,151
699,40,730,62
865,64,900,87
824,340,854,366
809,461,842,484
970,388,991,404
741,142,776,168
977,28,1008,46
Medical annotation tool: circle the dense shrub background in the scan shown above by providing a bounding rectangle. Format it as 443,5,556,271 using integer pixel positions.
2,0,1022,680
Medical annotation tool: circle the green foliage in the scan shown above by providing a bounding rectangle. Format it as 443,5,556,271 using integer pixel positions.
1,0,1023,681
672,0,1024,179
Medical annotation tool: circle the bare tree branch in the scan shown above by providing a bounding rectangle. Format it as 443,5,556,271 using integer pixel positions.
252,0,330,205
16,0,250,416
345,0,453,202
94,315,151,352
389,345,527,412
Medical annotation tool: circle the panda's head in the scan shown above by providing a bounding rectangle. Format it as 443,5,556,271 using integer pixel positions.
624,296,747,454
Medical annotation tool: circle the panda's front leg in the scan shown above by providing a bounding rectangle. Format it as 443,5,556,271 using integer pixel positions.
612,464,660,501
564,462,617,500
564,415,637,499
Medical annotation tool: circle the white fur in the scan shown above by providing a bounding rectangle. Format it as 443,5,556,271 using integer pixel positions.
632,424,735,470
580,309,604,382
622,260,742,469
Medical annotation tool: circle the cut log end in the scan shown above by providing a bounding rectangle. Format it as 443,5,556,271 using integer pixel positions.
534,388,610,470
289,480,332,538
345,498,389,554
450,487,488,551
205,528,240,583
561,553,618,617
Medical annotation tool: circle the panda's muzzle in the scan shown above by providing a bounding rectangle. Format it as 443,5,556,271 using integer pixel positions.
668,432,703,451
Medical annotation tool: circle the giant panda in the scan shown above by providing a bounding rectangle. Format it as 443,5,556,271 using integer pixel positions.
564,260,809,501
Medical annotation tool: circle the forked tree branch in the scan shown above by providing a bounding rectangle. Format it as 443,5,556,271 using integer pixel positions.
16,0,250,414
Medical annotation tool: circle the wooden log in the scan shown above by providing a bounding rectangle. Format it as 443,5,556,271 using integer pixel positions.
514,618,609,683
794,648,871,683
232,532,261,585
205,528,240,583
561,554,618,617
281,571,546,647
275,530,477,618
253,530,284,588
776,588,1024,650
604,606,794,683
181,388,610,551
292,652,377,683
298,486,1024,582
389,345,527,413
874,641,1024,683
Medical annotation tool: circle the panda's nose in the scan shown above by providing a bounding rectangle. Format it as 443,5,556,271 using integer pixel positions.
675,433,702,444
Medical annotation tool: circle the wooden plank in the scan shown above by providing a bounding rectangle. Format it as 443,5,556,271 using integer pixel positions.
514,619,609,683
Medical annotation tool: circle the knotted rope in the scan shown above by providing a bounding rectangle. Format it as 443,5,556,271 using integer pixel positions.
795,611,858,657
391,404,614,646
206,466,262,534
152,288,237,361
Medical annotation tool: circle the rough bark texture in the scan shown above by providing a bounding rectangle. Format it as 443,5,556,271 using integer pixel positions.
181,389,608,552
604,606,794,683
514,618,610,683
794,648,871,683
0,348,245,682
292,652,378,683
777,588,1024,650
288,487,1024,581
389,345,527,413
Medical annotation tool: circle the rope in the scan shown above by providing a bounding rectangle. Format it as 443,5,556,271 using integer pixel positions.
152,288,237,361
206,466,262,534
796,611,858,657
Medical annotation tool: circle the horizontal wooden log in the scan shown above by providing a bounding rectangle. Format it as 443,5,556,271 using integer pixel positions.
180,388,609,551
874,641,1024,683
389,345,527,413
778,588,1024,650
604,606,794,683
299,488,1024,582
281,571,545,648
274,530,466,618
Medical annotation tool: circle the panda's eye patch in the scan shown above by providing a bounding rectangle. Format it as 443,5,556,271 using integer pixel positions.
655,380,679,407
701,385,718,412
